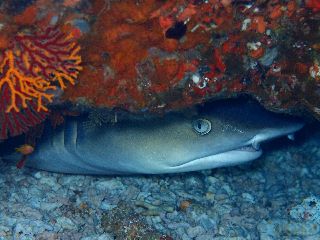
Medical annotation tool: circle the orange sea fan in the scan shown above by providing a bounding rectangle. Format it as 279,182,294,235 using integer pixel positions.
0,27,82,139
14,28,82,90
0,50,56,113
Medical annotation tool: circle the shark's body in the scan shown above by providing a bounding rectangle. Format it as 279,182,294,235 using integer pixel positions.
2,98,304,175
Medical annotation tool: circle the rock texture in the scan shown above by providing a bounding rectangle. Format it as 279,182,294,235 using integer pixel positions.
0,0,320,139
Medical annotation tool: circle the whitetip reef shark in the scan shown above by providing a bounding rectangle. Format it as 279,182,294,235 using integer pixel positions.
1,98,304,175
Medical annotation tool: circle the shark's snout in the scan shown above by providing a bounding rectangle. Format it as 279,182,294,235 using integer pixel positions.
247,120,305,150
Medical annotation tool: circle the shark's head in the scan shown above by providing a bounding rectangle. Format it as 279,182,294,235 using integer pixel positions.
0,97,304,175
130,97,304,174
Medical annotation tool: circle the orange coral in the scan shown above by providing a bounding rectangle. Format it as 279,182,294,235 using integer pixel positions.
13,5,38,25
252,16,266,34
0,50,56,112
0,34,10,50
0,28,82,113
63,0,81,7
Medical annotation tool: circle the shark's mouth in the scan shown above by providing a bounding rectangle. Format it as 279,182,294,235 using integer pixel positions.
168,145,263,173
235,128,300,154
238,144,260,152
151,126,302,173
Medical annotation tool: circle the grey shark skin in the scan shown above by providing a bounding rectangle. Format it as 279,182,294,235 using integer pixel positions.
3,99,304,175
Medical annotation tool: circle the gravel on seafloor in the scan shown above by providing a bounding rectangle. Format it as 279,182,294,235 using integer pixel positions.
0,127,320,240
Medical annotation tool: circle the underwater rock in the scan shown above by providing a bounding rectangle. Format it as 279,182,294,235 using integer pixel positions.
257,219,320,238
0,0,319,140
289,196,320,224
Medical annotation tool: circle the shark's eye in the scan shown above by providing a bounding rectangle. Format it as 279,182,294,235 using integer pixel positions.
192,119,211,135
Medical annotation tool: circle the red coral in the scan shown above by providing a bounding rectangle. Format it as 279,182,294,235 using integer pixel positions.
306,0,320,12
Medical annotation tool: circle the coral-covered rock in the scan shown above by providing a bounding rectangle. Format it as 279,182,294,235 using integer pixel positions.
0,0,320,139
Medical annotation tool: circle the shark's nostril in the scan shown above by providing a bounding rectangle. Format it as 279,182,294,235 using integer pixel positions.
287,133,295,141
252,141,261,150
